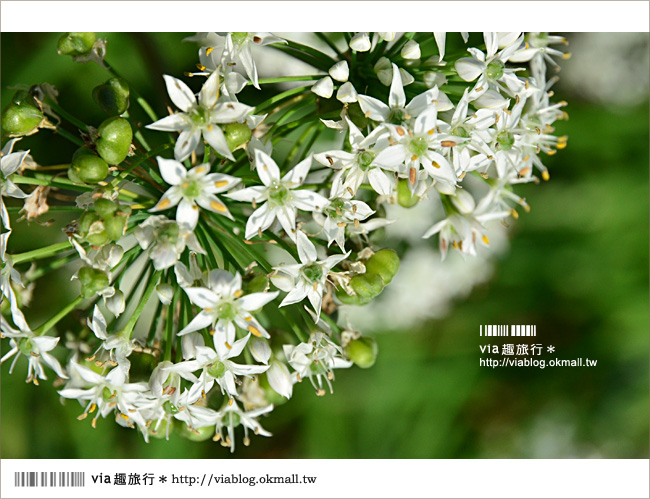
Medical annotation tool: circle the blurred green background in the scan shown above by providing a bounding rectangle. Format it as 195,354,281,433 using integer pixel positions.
1,33,648,459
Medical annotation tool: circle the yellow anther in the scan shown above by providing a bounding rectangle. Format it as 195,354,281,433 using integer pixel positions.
77,413,88,421
91,417,97,428
244,316,252,321
225,342,232,349
396,126,406,136
431,161,441,169
206,47,214,56
428,129,435,135
547,149,557,156
214,180,229,188
156,198,171,210
542,171,550,181
337,222,347,228
441,141,456,147
409,167,417,185
196,64,206,71
228,397,234,406
313,281,319,291
120,413,130,420
556,141,567,150
89,403,97,414
354,219,359,228
316,389,326,396
213,433,221,442
234,289,243,298
482,235,490,245
181,182,189,189
243,437,251,446
248,324,262,337
511,209,519,219
562,52,572,60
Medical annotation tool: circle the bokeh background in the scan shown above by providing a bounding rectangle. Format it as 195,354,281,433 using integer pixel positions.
1,32,648,459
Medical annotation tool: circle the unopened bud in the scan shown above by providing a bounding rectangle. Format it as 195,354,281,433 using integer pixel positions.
78,267,109,298
345,337,378,369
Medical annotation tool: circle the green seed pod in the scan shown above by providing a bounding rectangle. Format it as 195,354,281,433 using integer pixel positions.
335,288,364,306
84,220,110,247
95,117,132,165
365,249,400,285
224,123,252,151
77,211,100,236
147,417,173,440
176,423,215,442
69,150,109,184
2,92,44,136
397,179,420,208
350,272,385,303
78,266,109,298
57,32,96,56
93,198,118,219
93,78,130,116
242,273,269,295
103,214,128,241
345,337,378,369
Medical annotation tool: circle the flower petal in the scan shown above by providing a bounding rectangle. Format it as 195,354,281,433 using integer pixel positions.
163,75,196,112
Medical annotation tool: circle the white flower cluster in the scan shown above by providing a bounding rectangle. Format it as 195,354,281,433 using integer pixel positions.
1,32,568,451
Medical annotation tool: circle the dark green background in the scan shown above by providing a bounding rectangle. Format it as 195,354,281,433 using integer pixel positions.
1,33,648,458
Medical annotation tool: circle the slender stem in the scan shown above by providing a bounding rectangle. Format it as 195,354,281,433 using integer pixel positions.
34,295,84,335
54,126,84,146
118,269,162,339
254,75,323,86
11,241,72,264
46,100,89,132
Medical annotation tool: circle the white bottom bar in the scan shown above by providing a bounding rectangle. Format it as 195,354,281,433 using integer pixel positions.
1,459,648,498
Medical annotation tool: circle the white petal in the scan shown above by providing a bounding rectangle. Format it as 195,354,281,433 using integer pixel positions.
367,168,392,196
336,82,358,103
281,156,312,187
249,337,271,364
199,69,220,109
455,58,485,82
311,77,334,99
210,102,253,123
349,32,371,52
238,291,279,311
176,198,199,229
401,40,421,60
203,125,234,161
328,61,349,82
184,287,218,308
157,157,186,186
245,203,275,240
388,64,406,109
146,113,188,132
296,231,317,263
254,150,280,186
267,361,293,399
163,75,196,112
357,95,390,122
178,311,214,335
291,189,328,212
175,128,201,162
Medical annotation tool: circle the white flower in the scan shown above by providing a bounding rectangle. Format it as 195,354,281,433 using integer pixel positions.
150,157,240,229
178,269,278,351
336,82,358,103
222,32,286,89
373,106,458,191
1,231,29,331
58,362,149,430
134,215,205,270
146,71,253,161
266,360,293,399
455,32,526,98
313,197,374,252
349,32,371,52
283,331,352,395
272,231,349,320
168,337,268,403
226,150,328,241
401,40,421,59
1,138,29,230
213,400,273,452
314,116,394,197
358,64,452,124
0,317,67,384
87,305,135,374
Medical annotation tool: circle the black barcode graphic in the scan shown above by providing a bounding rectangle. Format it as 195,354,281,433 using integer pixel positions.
14,471,85,487
510,325,536,336
480,325,509,336
481,325,537,336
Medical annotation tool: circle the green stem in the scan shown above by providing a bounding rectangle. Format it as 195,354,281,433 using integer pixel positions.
11,241,72,264
47,100,89,132
34,295,84,335
54,126,84,146
254,75,323,86
117,269,162,339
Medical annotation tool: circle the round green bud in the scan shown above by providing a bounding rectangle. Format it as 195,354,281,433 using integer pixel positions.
224,123,252,151
345,337,378,369
350,273,385,303
69,151,109,184
365,249,400,285
177,423,215,442
103,214,128,241
2,96,43,136
397,179,420,208
95,117,132,165
243,273,269,295
147,417,173,440
93,78,130,116
78,266,109,298
93,198,118,219
57,32,96,56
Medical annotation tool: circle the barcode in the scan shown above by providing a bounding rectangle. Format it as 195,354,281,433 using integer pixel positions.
14,472,85,487
480,325,537,336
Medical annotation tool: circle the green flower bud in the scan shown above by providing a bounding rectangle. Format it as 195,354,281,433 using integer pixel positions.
93,198,118,218
84,219,110,247
365,249,400,285
78,266,109,298
2,92,44,136
345,337,378,369
224,123,252,151
77,211,100,236
350,272,385,303
93,78,130,116
397,179,420,208
176,423,215,442
95,117,132,165
57,32,96,56
242,273,269,295
103,214,128,241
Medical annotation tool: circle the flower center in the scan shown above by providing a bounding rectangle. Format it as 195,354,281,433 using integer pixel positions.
182,179,202,199
388,108,406,124
325,198,346,219
18,338,33,356
496,131,515,150
207,360,226,378
223,412,241,427
102,386,114,401
356,150,376,171
268,182,289,206
163,400,179,414
486,60,505,80
451,125,469,139
231,32,249,46
158,222,180,243
408,136,429,157
302,263,323,282
190,107,210,126
216,302,236,321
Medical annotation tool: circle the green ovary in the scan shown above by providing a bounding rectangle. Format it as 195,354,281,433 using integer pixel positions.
486,60,505,80
496,131,515,150
190,107,209,126
302,264,323,282
182,179,201,199
268,182,289,205
231,32,249,46
216,302,236,321
408,136,429,157
356,150,376,171
207,361,226,379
